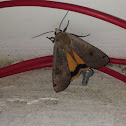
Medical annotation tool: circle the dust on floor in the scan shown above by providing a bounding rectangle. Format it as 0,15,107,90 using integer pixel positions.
0,66,126,126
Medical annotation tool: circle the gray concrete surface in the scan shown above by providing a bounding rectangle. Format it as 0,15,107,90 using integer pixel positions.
0,65,126,126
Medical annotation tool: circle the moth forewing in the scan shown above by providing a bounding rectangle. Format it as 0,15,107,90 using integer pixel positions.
69,34,109,68
52,43,71,92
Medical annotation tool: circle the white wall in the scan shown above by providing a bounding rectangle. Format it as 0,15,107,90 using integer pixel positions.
0,0,126,61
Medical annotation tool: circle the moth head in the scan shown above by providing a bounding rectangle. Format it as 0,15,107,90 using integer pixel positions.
55,28,62,35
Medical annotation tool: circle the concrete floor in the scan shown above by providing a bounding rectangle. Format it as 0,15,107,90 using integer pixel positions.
0,65,126,126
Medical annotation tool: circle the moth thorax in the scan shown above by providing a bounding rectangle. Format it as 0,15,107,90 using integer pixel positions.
55,28,62,34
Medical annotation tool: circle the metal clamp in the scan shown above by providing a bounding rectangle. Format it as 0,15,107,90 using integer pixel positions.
81,68,94,86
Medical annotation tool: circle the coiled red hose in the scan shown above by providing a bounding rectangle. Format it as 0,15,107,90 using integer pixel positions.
0,56,126,83
0,0,126,83
0,0,126,29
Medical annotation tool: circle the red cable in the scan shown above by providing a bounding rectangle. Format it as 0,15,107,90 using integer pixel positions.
110,58,126,65
96,67,126,83
0,0,126,83
0,0,126,29
0,57,126,83
0,56,53,75
0,62,53,78
0,56,125,77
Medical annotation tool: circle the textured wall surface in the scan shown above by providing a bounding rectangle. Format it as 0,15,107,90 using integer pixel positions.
0,0,126,62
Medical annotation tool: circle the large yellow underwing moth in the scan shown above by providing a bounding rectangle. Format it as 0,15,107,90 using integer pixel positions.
34,12,109,92
51,28,109,92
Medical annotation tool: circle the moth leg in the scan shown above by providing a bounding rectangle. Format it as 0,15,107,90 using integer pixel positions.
63,20,69,32
71,34,90,38
46,37,55,43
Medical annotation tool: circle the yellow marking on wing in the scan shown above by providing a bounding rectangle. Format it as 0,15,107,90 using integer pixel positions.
72,50,89,71
65,50,90,82
65,51,77,72
72,50,85,64
71,68,86,82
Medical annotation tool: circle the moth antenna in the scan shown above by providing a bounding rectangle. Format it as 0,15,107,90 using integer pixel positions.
32,31,54,38
59,11,69,29
63,20,69,32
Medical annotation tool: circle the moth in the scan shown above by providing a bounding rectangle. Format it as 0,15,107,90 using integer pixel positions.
34,11,109,93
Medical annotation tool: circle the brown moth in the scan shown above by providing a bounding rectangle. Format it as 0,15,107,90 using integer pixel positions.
50,28,109,92
34,12,109,93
